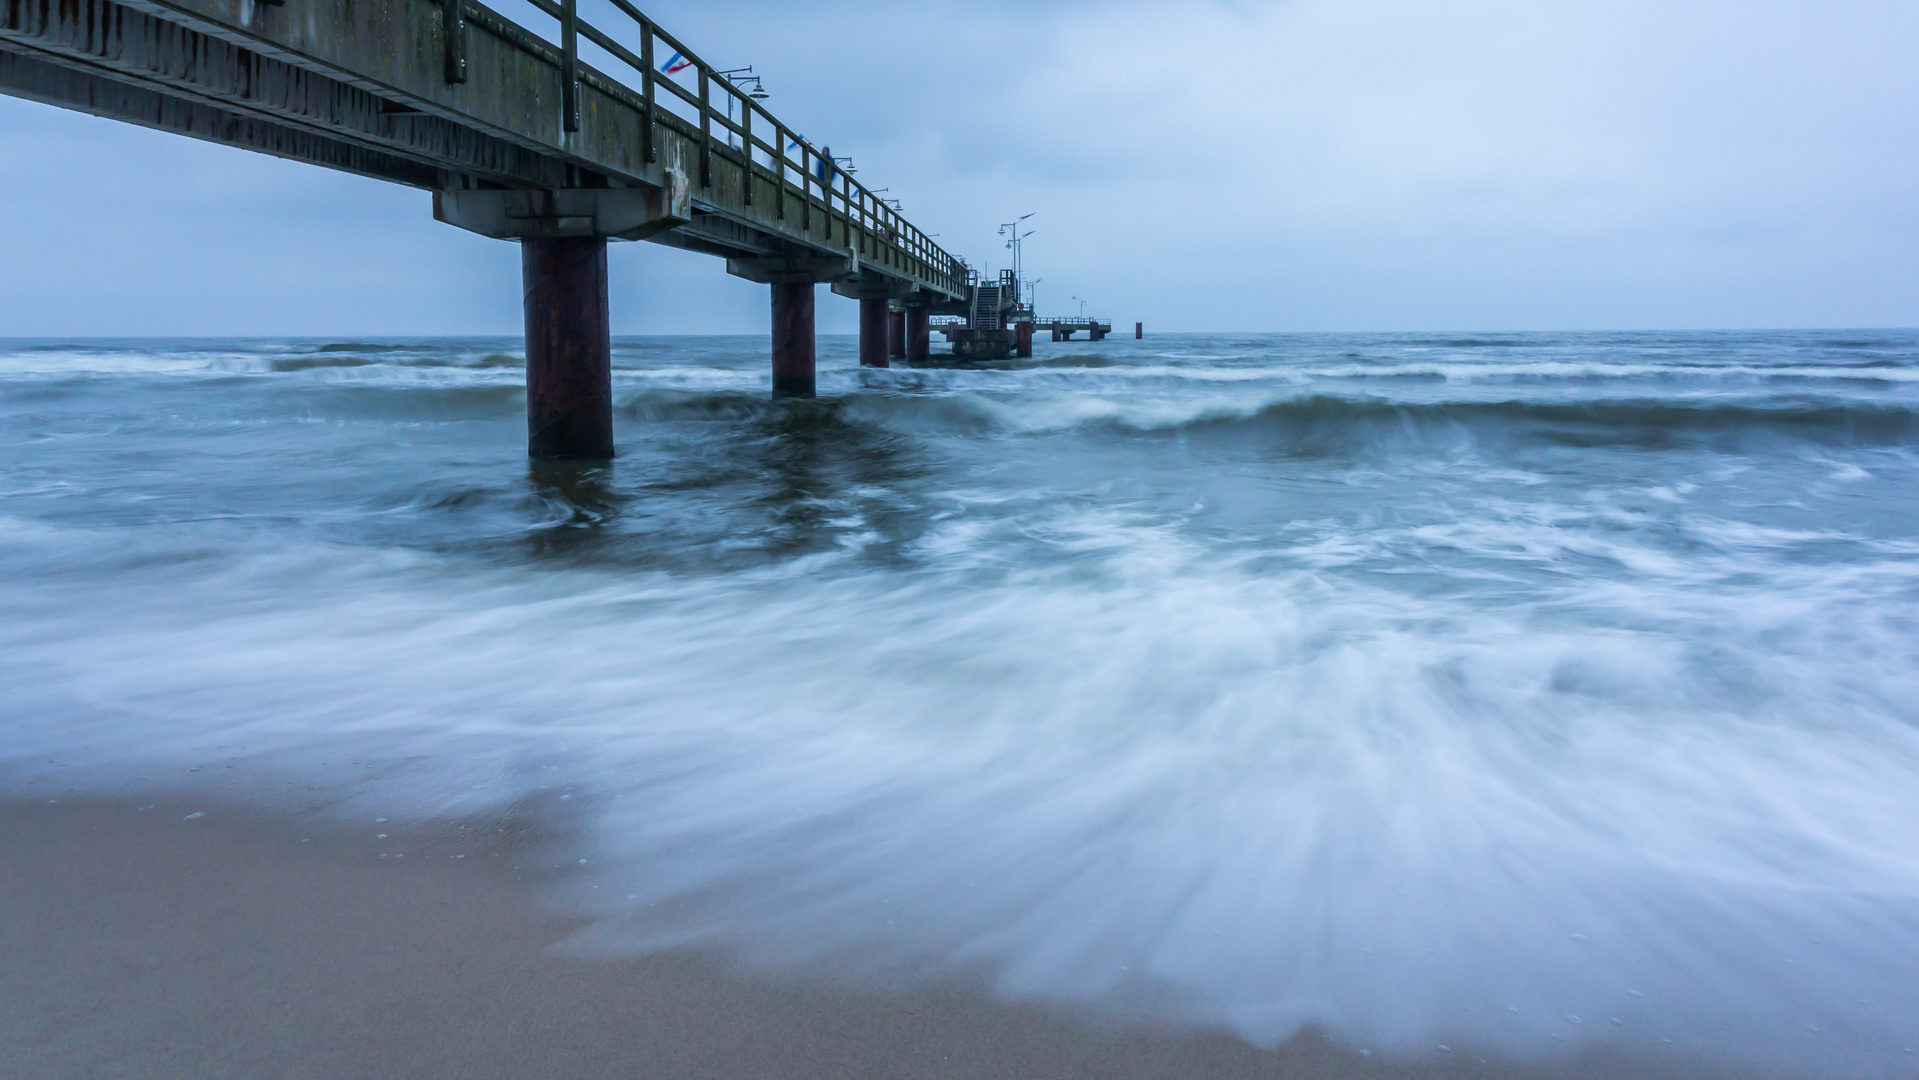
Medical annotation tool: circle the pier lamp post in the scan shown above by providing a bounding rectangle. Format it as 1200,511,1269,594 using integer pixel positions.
714,68,766,151
716,67,768,98
998,213,1035,279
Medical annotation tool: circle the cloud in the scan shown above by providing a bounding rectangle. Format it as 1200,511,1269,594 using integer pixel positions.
3,0,1917,334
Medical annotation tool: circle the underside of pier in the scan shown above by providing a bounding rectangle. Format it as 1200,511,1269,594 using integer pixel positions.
0,0,970,455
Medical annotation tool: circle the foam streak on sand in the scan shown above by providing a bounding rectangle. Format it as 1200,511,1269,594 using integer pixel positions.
3,331,1919,1077
4,799,1748,1080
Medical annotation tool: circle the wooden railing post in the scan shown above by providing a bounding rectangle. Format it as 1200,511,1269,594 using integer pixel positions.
741,99,752,206
560,0,578,132
640,23,654,163
775,125,788,220
698,66,711,187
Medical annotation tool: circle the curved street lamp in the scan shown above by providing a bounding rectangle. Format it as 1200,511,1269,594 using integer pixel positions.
715,66,768,99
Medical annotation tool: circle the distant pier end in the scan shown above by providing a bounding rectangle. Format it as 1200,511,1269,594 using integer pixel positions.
914,266,1115,364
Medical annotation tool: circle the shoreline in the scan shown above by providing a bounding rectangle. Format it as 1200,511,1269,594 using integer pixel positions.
0,797,1759,1080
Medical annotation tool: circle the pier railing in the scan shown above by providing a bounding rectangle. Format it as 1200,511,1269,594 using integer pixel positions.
3,0,970,296
466,0,964,293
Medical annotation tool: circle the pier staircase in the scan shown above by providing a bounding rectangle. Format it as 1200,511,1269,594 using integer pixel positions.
972,284,1003,330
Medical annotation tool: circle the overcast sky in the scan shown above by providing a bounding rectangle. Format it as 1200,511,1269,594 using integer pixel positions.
3,0,1917,336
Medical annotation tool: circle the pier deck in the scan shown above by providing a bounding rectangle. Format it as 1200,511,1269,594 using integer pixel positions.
2,0,972,453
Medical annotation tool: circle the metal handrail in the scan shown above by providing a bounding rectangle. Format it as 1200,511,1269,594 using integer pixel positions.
487,0,963,296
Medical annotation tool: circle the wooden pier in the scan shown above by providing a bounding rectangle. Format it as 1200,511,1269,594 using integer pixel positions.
1,0,970,455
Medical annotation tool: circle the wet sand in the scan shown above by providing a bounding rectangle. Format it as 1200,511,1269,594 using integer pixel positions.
0,799,1754,1080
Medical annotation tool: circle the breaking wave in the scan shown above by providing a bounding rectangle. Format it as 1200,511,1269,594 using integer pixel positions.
5,331,1919,1077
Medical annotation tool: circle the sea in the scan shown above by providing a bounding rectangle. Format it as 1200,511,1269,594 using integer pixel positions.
3,330,1917,1076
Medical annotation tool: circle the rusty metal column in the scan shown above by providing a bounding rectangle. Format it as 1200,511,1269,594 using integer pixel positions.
859,296,890,368
906,307,930,363
523,237,613,459
771,282,816,398
1015,320,1033,359
888,310,906,359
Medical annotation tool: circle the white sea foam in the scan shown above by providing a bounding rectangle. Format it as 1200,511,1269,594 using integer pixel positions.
5,332,1919,1076
5,498,1919,1073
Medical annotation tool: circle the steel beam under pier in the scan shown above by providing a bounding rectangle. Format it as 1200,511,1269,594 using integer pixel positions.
523,238,614,460
906,308,931,363
860,298,890,369
772,284,817,399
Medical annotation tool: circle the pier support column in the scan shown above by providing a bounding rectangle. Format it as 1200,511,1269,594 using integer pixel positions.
728,255,857,401
1136,322,1144,339
522,237,613,460
906,307,931,363
888,310,907,359
1015,320,1034,359
859,297,890,368
771,282,817,398
1051,321,1061,342
438,182,697,460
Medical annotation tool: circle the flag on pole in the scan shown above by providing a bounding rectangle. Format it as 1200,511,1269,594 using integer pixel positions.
660,50,693,75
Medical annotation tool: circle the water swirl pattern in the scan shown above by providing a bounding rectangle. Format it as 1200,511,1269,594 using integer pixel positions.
3,330,1917,1075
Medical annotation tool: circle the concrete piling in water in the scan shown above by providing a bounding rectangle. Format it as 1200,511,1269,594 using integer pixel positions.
1136,322,1143,339
771,282,816,399
1015,320,1034,359
906,307,931,363
522,237,614,460
16,0,976,442
860,297,890,368
729,257,850,399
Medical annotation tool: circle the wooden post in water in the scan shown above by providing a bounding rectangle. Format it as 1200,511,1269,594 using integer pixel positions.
522,237,613,459
859,297,890,368
906,307,930,363
771,282,816,398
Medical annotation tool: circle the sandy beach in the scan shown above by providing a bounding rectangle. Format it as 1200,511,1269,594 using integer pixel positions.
8,0,1919,1070
0,798,1759,1080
